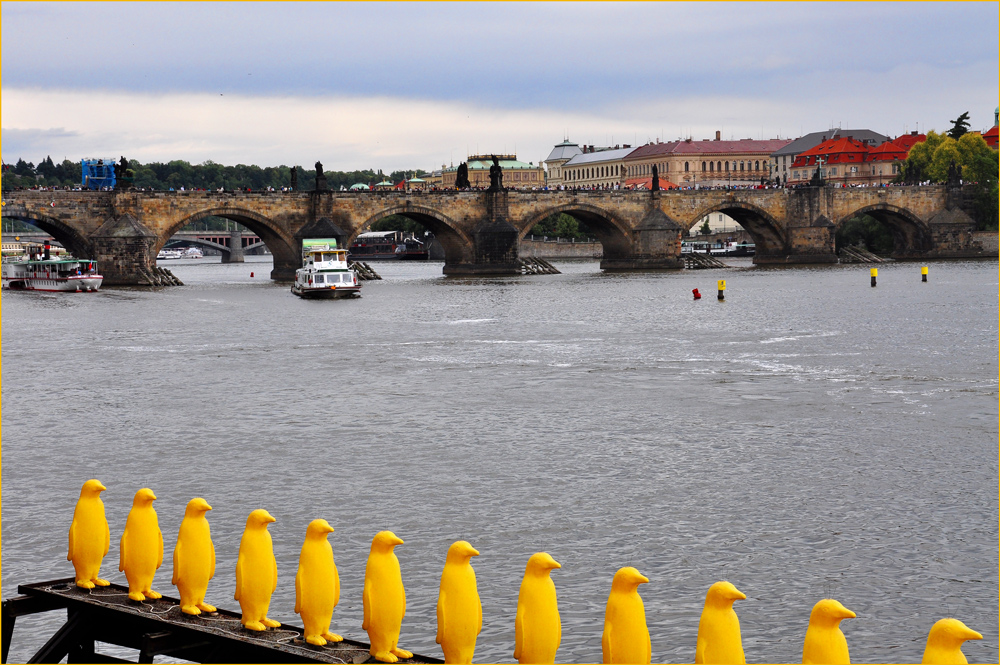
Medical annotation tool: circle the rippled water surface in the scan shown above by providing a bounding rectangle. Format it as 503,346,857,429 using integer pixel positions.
2,257,997,664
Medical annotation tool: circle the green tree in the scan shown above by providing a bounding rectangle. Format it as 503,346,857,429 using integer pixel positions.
947,112,971,140
529,212,591,239
699,219,712,235
836,214,895,254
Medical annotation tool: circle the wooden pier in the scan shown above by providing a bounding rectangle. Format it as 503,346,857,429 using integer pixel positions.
2,579,442,664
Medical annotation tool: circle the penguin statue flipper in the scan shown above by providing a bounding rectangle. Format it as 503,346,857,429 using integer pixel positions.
119,529,128,572
436,591,445,644
602,622,612,664
68,523,75,562
272,555,278,594
172,541,181,586
695,635,707,664
362,579,371,631
294,569,302,615
157,529,164,570
234,554,243,601
103,519,110,557
513,607,524,661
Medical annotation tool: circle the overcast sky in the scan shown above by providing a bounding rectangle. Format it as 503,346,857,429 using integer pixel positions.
2,2,997,173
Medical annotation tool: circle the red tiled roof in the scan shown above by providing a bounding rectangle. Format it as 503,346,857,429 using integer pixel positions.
625,138,791,159
891,133,926,151
792,137,870,167
983,124,999,148
866,140,907,162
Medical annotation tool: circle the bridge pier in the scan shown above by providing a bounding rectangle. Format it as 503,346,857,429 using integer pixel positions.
90,214,159,286
443,192,521,275
601,198,685,270
222,227,245,263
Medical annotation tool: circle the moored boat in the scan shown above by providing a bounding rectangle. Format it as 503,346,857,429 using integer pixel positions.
291,239,361,299
2,255,103,292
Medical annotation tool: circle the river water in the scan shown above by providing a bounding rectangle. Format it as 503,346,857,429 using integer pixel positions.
2,256,997,664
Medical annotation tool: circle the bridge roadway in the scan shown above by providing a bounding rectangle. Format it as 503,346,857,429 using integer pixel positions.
0,186,987,284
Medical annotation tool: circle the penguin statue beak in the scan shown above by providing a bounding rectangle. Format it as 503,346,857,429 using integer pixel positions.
961,626,984,641
391,535,404,546
323,523,335,534
549,559,562,570
838,607,857,620
266,514,277,524
97,482,107,492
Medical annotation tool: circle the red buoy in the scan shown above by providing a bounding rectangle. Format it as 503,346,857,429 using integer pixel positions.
692,288,701,300
250,272,254,277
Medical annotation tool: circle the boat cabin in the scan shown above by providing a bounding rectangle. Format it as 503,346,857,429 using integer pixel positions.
304,248,348,269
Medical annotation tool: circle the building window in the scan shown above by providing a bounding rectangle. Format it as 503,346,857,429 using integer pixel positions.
685,162,689,172
755,160,760,170
702,162,706,172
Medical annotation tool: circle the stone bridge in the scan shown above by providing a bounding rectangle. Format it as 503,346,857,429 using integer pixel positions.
0,185,986,284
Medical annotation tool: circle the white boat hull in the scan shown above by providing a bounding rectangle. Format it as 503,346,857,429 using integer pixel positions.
3,275,103,292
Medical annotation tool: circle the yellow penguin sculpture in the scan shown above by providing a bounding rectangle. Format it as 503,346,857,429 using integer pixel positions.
235,509,280,631
436,540,483,664
514,552,562,665
68,479,111,589
363,531,412,663
602,566,651,665
171,497,216,615
119,487,164,601
802,598,856,665
695,580,747,664
295,519,343,646
921,618,983,664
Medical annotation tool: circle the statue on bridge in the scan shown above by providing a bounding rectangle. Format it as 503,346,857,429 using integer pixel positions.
651,164,660,191
487,155,503,192
455,162,471,189
314,161,328,191
113,156,130,189
947,160,963,187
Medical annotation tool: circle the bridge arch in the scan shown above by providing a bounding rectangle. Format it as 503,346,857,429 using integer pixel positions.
1,206,93,260
163,236,231,255
688,200,787,258
354,205,475,265
836,203,932,256
167,207,297,267
519,203,633,262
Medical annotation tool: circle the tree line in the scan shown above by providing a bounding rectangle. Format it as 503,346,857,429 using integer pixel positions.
1,157,425,193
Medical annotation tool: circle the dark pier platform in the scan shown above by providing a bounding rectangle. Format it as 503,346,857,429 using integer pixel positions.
2,579,443,664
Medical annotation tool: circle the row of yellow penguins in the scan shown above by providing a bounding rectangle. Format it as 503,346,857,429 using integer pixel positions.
67,482,983,664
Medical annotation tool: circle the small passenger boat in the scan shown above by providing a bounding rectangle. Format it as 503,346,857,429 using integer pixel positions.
291,239,361,299
2,253,103,292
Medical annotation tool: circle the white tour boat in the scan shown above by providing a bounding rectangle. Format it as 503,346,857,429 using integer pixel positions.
2,255,103,292
291,239,361,299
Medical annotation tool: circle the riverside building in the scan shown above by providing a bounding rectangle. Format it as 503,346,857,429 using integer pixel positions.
787,133,926,186
559,145,635,189
442,154,544,189
623,133,791,188
542,139,583,187
771,129,887,184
